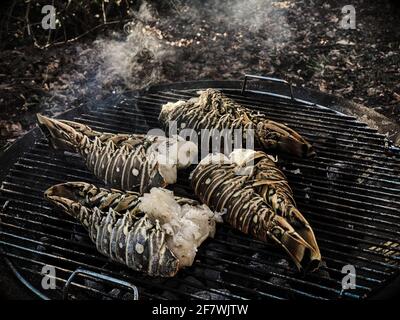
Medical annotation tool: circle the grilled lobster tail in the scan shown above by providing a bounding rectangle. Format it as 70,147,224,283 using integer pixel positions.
254,154,320,261
190,150,321,272
37,113,96,152
159,89,315,158
45,182,221,277
37,114,198,193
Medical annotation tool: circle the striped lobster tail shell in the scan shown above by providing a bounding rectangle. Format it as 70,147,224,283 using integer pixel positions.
191,162,273,241
190,150,321,272
159,89,315,158
44,182,179,277
37,115,197,194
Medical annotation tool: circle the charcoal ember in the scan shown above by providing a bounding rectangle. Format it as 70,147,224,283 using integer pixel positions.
276,258,291,270
269,276,290,287
326,162,350,181
102,288,121,300
202,246,229,269
36,245,46,252
193,289,231,300
356,167,379,186
178,276,206,294
249,253,292,289
313,261,331,280
161,290,179,300
71,224,85,242
249,254,267,272
37,236,49,253
249,253,292,274
192,266,222,289
203,269,222,288
122,291,137,300
84,278,106,293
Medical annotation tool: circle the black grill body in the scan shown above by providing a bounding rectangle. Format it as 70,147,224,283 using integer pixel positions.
0,80,399,300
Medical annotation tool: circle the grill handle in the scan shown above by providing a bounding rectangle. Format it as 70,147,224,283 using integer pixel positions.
241,74,294,100
63,268,139,300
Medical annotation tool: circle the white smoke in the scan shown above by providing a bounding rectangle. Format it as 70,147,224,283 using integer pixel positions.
90,0,293,88
86,2,177,90
223,0,292,33
43,0,294,113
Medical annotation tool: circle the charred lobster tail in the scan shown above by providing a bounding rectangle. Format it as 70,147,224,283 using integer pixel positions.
45,182,179,277
36,114,94,152
255,121,316,158
159,89,315,158
267,214,321,271
191,149,321,272
45,182,221,277
37,114,198,193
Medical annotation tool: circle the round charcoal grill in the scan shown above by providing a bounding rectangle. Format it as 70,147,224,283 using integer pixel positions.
1,76,400,300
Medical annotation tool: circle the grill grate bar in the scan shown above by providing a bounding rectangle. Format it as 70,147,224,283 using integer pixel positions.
0,214,376,289
4,173,400,244
142,92,380,137
29,144,400,199
0,211,84,236
213,235,392,278
92,101,387,153
91,105,384,147
2,192,395,281
5,170,400,253
0,238,247,300
75,113,398,168
0,221,360,299
3,193,395,279
32,137,399,180
13,266,145,300
166,89,377,126
200,246,374,290
145,92,373,129
18,151,400,211
14,150,400,213
0,239,278,300
0,245,196,300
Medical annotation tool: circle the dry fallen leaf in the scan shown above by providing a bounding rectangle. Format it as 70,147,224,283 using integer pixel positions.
336,40,356,46
0,121,25,138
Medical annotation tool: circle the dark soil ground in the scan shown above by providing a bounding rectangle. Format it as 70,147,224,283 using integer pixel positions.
1,0,399,150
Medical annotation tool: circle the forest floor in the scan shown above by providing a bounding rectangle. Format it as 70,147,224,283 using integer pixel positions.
1,0,399,149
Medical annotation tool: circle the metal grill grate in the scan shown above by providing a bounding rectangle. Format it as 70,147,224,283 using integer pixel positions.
0,80,399,300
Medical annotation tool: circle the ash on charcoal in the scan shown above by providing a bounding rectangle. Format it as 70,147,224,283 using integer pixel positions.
313,261,331,280
193,289,231,300
39,236,49,243
36,245,46,252
269,276,289,287
326,162,351,182
249,253,292,283
303,186,311,201
356,167,379,186
2,200,10,211
290,168,302,175
192,265,222,289
71,224,86,243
